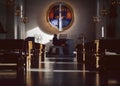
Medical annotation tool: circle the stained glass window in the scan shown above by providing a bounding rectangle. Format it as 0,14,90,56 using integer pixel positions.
47,2,74,31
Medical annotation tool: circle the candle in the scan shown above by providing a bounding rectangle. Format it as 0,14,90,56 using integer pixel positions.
102,26,104,38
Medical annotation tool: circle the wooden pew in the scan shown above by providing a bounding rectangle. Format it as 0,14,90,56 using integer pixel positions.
84,41,96,69
41,44,46,61
31,43,41,68
94,39,120,71
76,44,84,62
25,37,46,68
76,41,95,63
31,43,45,68
0,39,27,85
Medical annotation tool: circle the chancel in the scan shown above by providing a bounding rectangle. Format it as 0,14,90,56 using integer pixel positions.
0,0,120,86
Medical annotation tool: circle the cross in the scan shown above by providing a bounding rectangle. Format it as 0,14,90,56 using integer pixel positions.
58,1,62,31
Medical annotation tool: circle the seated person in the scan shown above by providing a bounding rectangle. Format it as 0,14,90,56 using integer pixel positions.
52,34,59,46
52,34,67,46
48,34,68,55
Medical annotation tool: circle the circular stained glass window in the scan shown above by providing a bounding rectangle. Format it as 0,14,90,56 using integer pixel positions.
47,2,74,32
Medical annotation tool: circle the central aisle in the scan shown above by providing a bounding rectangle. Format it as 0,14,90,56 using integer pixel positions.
26,56,108,86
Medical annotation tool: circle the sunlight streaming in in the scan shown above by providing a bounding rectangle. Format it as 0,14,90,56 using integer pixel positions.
26,27,53,44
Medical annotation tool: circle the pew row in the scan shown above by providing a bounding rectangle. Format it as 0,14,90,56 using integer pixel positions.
76,39,120,71
76,41,96,70
31,43,45,68
95,39,120,71
0,39,28,85
25,37,46,68
0,39,27,70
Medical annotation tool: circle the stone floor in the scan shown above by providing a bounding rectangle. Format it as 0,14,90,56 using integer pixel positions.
0,56,120,86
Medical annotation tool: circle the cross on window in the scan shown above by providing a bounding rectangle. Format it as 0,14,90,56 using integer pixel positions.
48,2,73,31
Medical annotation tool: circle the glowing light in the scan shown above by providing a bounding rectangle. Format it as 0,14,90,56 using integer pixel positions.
20,5,23,18
108,79,118,85
59,3,62,31
28,69,90,72
101,26,104,38
26,27,53,44
40,61,77,64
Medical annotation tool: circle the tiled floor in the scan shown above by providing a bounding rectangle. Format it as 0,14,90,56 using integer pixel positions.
0,56,120,86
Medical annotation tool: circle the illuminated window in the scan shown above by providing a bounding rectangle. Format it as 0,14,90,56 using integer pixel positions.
47,2,74,31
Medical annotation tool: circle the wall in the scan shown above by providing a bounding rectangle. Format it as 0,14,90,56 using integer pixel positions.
0,0,14,39
0,0,120,42
25,0,96,47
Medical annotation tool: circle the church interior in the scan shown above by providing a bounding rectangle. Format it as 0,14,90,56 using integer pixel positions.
0,0,120,86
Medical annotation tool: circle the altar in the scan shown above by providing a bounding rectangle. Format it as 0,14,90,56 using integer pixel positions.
47,39,74,56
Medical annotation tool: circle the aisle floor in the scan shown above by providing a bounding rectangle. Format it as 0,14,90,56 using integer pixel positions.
1,56,120,86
